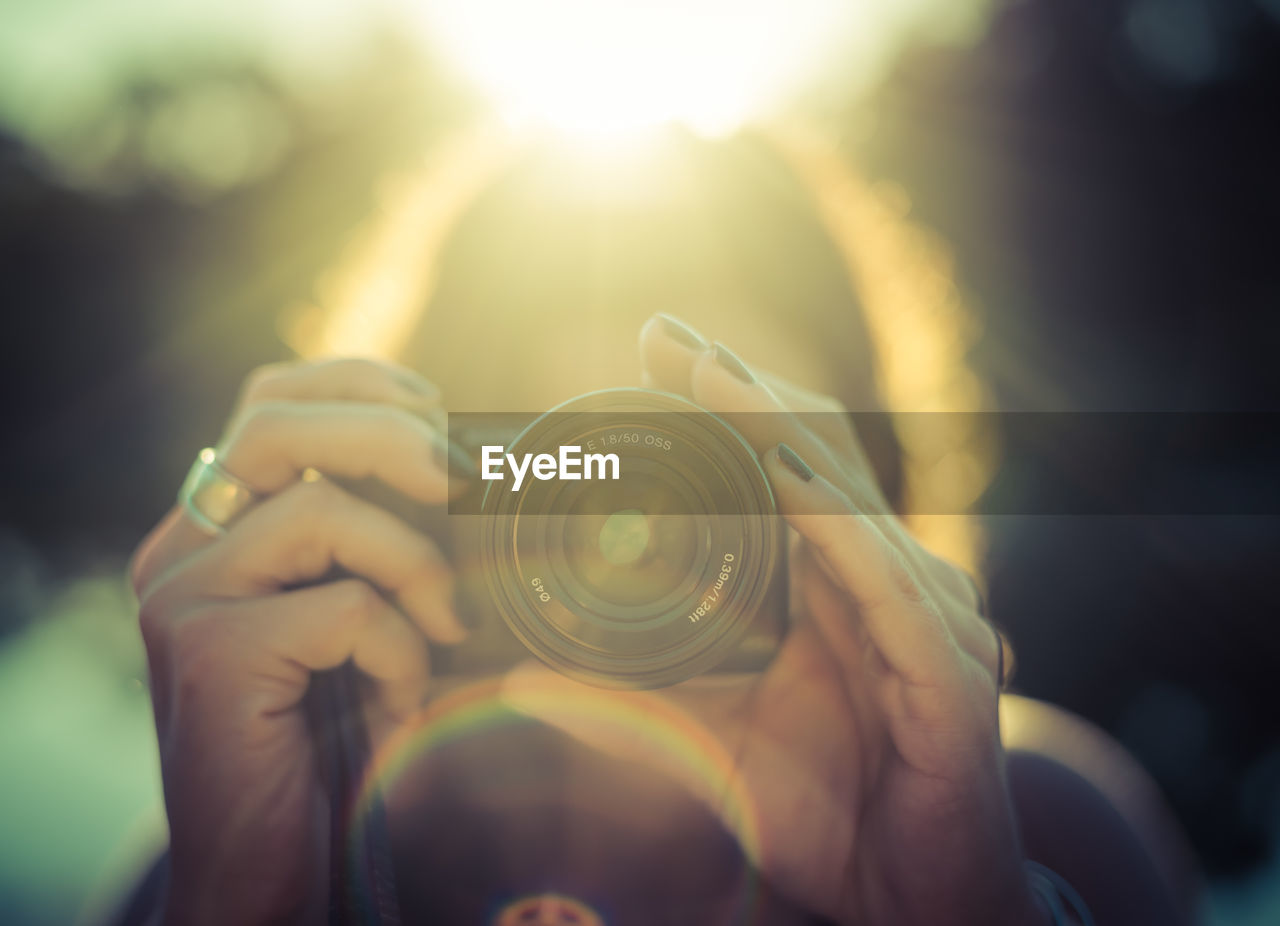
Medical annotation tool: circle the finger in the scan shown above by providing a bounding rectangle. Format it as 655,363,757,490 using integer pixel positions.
639,314,866,460
159,477,466,644
755,372,866,465
350,599,433,719
136,361,446,597
218,400,472,501
790,540,870,671
684,338,998,677
132,506,203,597
763,443,961,687
235,357,439,417
235,357,450,463
179,580,430,719
638,313,708,397
136,400,468,595
689,342,884,510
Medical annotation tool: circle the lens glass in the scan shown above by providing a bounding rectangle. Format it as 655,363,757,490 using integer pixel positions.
595,509,649,567
558,469,705,611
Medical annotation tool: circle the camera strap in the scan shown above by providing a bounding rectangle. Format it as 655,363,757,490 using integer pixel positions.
308,664,404,926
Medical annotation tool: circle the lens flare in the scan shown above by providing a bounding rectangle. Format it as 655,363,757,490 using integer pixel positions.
494,892,606,926
347,677,765,921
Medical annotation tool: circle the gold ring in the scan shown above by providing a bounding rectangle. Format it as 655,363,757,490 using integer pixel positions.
178,448,258,536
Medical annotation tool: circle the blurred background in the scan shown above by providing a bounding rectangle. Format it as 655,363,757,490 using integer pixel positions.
2,0,1279,923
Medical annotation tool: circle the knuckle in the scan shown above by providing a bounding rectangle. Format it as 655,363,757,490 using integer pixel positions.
217,401,298,487
283,476,352,539
797,388,847,420
136,591,174,653
335,579,382,622
136,568,197,646
129,511,193,600
954,569,981,609
128,544,155,600
843,471,882,512
820,392,848,416
931,555,977,605
293,473,346,514
887,546,928,604
229,400,291,447
336,356,393,384
371,401,426,434
374,406,438,459
239,362,292,405
217,406,284,478
962,650,1002,716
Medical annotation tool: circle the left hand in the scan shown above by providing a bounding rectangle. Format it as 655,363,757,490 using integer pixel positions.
502,314,1040,925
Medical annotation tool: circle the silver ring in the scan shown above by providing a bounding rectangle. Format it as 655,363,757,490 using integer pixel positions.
178,448,258,536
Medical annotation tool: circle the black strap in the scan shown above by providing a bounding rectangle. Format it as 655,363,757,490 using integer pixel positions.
308,664,403,926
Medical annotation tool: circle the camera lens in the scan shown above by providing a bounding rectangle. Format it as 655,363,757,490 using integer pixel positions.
479,389,781,689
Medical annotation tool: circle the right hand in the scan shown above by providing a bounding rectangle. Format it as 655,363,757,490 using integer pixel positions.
130,358,468,925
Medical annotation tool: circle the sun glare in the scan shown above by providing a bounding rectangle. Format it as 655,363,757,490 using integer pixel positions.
410,0,849,139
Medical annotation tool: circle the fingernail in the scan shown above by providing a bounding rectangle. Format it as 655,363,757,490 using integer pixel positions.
434,438,477,479
776,443,814,482
657,314,707,351
712,342,755,385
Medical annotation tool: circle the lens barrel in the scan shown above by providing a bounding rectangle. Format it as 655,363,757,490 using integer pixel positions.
479,389,780,689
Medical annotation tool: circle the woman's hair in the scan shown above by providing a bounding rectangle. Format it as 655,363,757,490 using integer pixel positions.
410,132,879,403
292,123,993,565
401,129,904,501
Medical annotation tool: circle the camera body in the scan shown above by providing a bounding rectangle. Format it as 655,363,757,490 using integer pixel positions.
368,389,790,689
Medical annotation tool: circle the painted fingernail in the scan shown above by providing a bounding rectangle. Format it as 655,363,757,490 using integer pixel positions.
712,342,755,384
657,313,708,351
776,443,814,481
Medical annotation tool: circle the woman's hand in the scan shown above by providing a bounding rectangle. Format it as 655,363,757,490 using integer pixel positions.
506,315,1041,925
647,315,1039,924
129,358,467,925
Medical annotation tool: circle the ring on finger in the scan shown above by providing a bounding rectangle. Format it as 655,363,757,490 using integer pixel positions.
179,447,259,536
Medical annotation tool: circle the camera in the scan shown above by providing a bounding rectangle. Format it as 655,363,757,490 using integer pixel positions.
383,388,789,689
